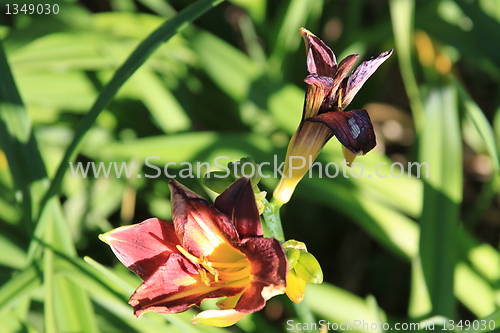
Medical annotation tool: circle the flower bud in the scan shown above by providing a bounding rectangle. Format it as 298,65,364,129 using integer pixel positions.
295,251,323,284
282,239,323,303
285,247,301,270
283,239,308,251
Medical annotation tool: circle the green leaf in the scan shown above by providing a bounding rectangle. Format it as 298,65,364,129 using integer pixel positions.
40,197,98,333
417,86,461,319
454,262,496,318
0,265,42,317
389,0,426,136
190,30,260,101
0,233,26,269
0,40,48,225
306,283,386,333
268,0,323,78
298,176,419,260
453,77,500,172
132,68,191,133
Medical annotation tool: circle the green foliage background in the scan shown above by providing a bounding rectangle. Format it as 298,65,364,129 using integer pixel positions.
0,0,499,332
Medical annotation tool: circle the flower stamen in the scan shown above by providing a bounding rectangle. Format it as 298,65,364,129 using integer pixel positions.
209,258,248,268
198,268,212,286
176,245,201,264
176,245,250,285
218,266,251,281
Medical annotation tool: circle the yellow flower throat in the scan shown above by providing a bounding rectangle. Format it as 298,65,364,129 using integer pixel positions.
176,245,251,287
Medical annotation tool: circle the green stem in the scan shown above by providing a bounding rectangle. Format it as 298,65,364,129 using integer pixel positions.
261,198,285,243
262,194,317,331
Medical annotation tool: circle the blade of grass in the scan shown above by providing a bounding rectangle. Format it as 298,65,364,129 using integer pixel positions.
417,86,461,319
0,233,26,269
306,283,387,333
190,30,260,101
43,210,57,333
53,276,98,333
389,0,425,137
0,265,42,316
57,256,225,332
268,0,323,78
454,262,496,318
453,76,500,227
409,257,432,319
453,77,500,171
0,41,48,227
51,197,98,333
133,68,191,133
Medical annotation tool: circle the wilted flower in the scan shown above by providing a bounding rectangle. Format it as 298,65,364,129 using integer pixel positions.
273,28,393,204
100,178,287,327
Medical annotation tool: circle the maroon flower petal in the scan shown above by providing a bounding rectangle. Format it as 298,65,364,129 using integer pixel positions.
234,237,287,313
100,218,180,280
307,109,376,155
130,253,246,317
169,180,240,258
304,74,335,117
336,54,359,80
214,178,262,239
341,49,393,109
330,54,359,107
300,28,337,77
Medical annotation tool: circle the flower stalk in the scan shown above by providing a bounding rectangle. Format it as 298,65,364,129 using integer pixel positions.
261,198,285,243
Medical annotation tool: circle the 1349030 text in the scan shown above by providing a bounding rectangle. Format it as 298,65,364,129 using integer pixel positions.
5,4,60,15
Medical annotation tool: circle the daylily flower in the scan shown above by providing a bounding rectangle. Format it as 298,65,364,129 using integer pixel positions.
273,28,393,204
100,178,287,327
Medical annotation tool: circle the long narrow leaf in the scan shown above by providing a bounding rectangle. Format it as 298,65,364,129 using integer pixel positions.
418,86,461,319
453,77,500,171
389,0,425,136
0,265,42,316
0,41,48,226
